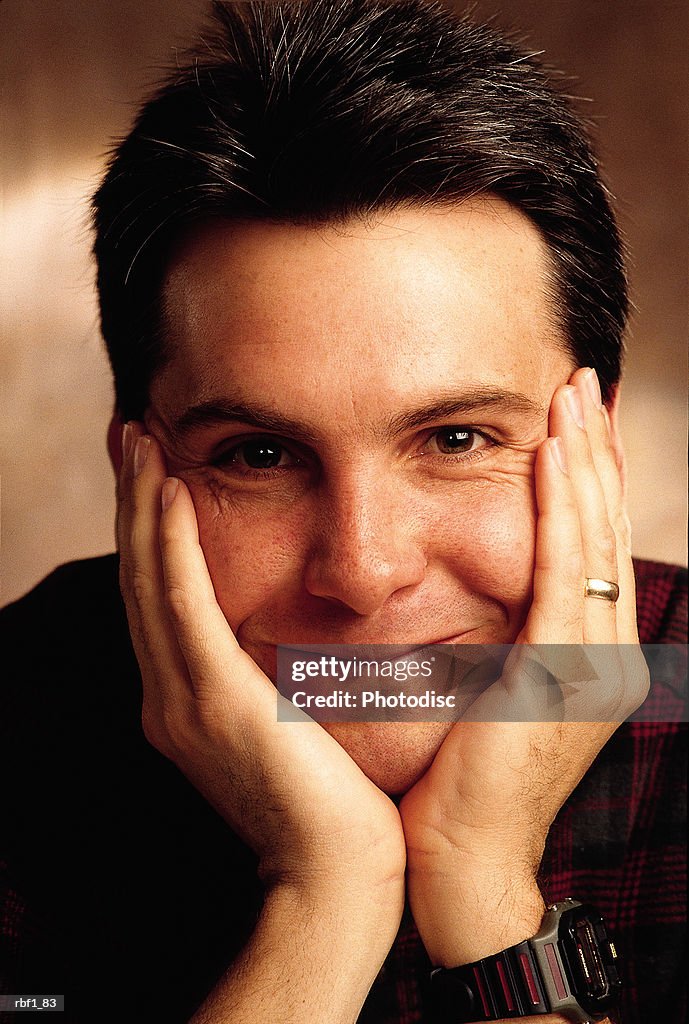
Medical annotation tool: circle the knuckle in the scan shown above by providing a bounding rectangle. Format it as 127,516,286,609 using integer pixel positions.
141,706,174,758
568,548,585,579
583,662,625,718
159,515,184,553
142,700,195,761
597,650,650,719
164,582,196,625
135,622,158,664
599,681,626,719
118,560,131,600
614,510,633,553
160,704,189,749
591,523,617,567
193,696,233,744
625,653,651,713
131,566,155,606
546,541,583,580
158,510,177,538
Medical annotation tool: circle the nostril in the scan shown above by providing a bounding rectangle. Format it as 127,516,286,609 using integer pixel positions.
303,542,428,616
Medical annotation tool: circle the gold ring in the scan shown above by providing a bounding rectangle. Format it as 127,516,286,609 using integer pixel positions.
584,578,620,603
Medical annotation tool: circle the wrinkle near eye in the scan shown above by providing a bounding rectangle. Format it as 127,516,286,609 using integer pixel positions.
477,450,537,481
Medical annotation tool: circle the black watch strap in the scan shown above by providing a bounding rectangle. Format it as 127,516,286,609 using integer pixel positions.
430,938,550,1020
429,899,620,1023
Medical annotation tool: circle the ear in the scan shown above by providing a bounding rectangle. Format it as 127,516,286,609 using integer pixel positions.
603,383,627,497
107,411,125,477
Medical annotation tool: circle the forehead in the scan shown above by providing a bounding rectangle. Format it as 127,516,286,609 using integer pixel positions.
154,199,568,415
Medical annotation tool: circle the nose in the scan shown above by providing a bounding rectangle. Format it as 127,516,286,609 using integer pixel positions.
303,470,427,615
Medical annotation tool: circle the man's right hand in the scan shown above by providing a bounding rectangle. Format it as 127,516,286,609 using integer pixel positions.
117,421,406,1022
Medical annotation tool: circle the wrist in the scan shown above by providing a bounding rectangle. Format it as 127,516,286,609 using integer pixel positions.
258,796,407,906
429,899,620,1024
267,867,405,959
190,875,403,1024
409,860,545,967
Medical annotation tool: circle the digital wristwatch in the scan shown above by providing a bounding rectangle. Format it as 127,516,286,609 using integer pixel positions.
430,898,621,1022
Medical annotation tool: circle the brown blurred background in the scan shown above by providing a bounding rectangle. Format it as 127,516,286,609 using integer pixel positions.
1,0,687,606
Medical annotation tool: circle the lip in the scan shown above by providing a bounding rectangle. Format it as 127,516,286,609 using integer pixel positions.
277,629,488,660
281,642,428,657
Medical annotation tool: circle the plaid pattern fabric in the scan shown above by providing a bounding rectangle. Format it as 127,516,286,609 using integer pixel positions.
0,556,686,1023
361,560,688,1024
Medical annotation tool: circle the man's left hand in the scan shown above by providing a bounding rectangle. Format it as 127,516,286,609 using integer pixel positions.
399,367,649,969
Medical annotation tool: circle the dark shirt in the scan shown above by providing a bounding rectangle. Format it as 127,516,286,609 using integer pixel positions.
0,555,686,1023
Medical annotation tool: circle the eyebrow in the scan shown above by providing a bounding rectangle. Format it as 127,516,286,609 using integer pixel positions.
388,388,546,434
169,387,545,445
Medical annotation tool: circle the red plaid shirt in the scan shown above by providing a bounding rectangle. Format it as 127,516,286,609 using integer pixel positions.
0,556,686,1023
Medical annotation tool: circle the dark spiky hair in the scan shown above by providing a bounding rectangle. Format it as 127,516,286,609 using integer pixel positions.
93,0,627,418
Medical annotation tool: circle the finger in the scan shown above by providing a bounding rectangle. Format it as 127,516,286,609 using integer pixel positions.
117,422,175,740
117,420,148,647
558,370,643,715
550,383,618,644
158,475,275,717
115,420,142,557
118,428,189,707
521,435,583,644
570,368,638,645
569,369,624,514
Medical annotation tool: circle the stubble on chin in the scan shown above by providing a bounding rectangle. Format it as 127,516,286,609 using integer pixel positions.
322,720,454,796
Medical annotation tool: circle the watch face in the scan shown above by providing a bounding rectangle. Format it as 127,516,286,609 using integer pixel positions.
558,905,622,1017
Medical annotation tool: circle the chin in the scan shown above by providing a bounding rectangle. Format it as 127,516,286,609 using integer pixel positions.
322,721,453,795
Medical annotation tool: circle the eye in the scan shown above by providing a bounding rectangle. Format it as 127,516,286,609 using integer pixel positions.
428,427,489,456
220,437,296,470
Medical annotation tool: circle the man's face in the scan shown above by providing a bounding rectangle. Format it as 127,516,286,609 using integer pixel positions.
147,199,575,793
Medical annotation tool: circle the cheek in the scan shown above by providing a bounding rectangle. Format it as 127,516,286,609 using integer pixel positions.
432,476,537,611
187,483,303,632
185,467,539,636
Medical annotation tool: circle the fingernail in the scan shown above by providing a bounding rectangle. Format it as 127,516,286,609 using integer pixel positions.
121,422,133,462
564,386,585,428
551,436,568,474
161,477,179,511
133,436,150,477
583,368,602,409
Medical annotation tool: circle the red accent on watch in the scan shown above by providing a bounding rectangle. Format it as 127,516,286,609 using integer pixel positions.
519,951,541,1006
473,965,491,1017
496,960,516,1011
545,942,567,999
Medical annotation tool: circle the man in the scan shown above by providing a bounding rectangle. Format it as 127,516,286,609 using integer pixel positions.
1,1,686,1022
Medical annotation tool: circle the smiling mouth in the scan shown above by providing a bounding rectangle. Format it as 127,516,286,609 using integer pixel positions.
281,642,432,659
247,627,499,693
275,632,494,696
277,629,488,659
